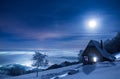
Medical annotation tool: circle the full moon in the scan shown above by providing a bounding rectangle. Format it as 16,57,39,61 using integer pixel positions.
88,19,97,29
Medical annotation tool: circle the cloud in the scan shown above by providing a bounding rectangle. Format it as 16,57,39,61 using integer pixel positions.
0,53,32,65
0,26,116,51
0,50,78,66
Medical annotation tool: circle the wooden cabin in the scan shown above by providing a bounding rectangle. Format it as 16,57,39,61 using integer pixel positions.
81,40,115,64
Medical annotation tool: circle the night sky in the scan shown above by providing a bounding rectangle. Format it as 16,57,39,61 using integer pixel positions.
0,0,120,66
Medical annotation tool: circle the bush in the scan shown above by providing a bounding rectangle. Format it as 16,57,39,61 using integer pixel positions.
47,61,79,70
47,64,62,70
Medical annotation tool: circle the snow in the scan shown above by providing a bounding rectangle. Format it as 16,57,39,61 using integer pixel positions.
3,61,120,79
50,73,68,79
0,74,11,79
114,52,120,60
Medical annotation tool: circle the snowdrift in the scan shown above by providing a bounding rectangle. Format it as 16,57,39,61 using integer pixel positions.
3,61,120,79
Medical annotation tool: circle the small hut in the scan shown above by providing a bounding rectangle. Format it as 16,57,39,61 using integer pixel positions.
81,40,115,64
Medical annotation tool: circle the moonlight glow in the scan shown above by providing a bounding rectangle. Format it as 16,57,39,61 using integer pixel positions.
88,19,97,29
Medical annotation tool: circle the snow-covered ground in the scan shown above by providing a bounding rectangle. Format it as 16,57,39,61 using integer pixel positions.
2,60,120,79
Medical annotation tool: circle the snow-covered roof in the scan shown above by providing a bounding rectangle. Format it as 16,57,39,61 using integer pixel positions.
87,40,115,61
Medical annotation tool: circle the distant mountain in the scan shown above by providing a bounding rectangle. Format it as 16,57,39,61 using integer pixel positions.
58,56,78,60
1,64,32,70
0,64,33,76
50,56,78,60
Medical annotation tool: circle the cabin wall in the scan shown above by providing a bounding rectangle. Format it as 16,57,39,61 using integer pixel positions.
82,46,105,63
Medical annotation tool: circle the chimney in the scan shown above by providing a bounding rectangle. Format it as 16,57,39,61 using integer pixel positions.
100,40,103,49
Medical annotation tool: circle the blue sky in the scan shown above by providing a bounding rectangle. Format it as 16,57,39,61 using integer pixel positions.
0,0,120,66
0,0,119,51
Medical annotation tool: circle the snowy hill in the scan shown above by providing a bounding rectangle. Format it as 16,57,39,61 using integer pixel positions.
3,61,120,79
0,64,33,77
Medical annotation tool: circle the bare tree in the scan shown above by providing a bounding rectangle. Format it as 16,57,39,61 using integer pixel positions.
32,51,48,77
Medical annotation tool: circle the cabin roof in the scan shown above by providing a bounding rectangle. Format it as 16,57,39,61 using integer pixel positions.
85,40,115,60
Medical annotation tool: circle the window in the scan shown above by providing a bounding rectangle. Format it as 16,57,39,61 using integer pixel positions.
84,56,88,61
